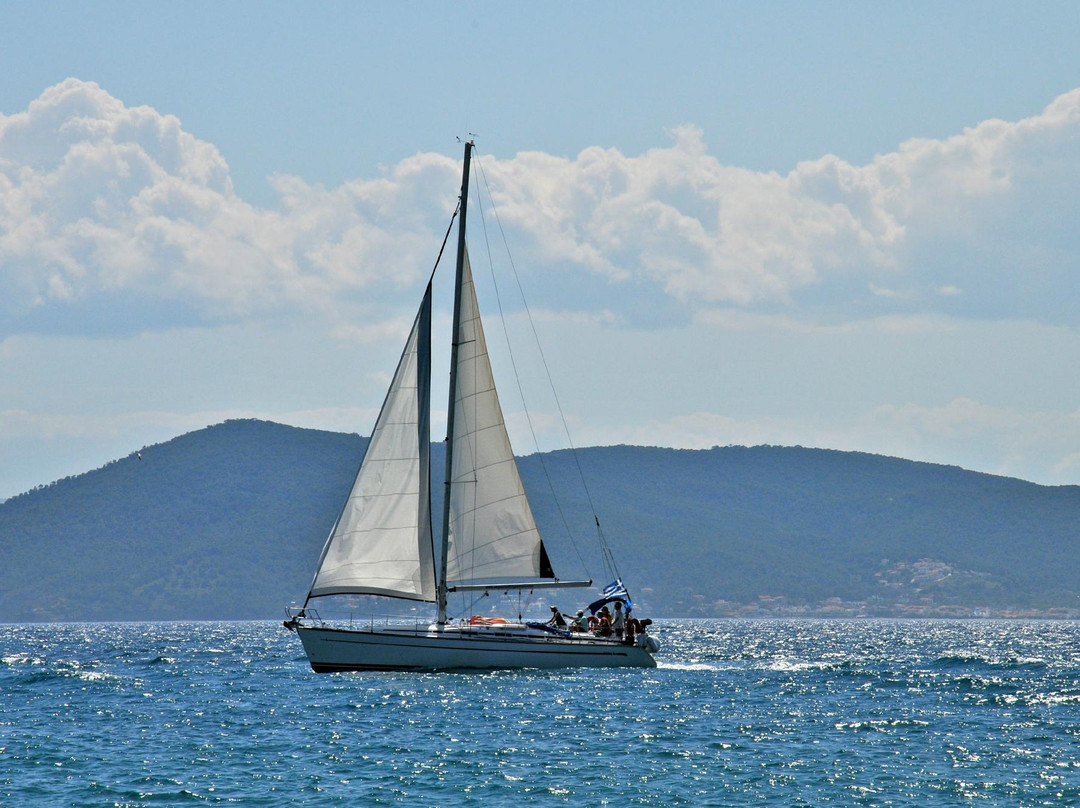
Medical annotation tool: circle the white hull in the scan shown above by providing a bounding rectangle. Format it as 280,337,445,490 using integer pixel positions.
295,623,657,671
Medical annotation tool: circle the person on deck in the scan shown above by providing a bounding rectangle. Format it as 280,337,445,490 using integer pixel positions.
569,610,588,633
612,601,626,640
546,606,567,629
625,614,642,644
596,607,612,637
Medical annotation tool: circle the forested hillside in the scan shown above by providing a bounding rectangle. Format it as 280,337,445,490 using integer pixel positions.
2,419,1079,622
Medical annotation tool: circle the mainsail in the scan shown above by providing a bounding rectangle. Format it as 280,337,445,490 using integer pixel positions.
308,284,436,601
444,247,554,585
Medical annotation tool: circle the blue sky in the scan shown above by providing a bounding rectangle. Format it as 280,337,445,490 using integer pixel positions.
2,1,1080,499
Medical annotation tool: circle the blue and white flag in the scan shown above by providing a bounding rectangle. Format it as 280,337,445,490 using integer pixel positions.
588,579,632,615
601,579,629,600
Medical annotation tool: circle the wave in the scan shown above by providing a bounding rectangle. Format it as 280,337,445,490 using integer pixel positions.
931,653,1048,671
657,661,727,671
834,717,932,733
771,656,882,672
951,674,1021,693
2,658,123,686
2,652,47,668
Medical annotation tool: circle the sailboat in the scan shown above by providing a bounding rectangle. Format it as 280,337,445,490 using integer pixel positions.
285,142,658,671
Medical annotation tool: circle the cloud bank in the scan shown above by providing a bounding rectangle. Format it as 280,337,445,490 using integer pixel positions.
2,78,1079,338
2,79,1079,491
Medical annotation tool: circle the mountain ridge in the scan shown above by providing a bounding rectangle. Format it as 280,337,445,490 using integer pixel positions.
2,419,1078,622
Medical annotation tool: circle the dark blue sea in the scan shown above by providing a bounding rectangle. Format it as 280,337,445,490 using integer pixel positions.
4,619,1080,806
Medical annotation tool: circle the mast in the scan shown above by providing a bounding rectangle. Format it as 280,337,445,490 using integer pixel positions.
437,140,473,625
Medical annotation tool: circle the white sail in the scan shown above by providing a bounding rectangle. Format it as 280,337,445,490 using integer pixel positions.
309,286,436,601
445,247,553,585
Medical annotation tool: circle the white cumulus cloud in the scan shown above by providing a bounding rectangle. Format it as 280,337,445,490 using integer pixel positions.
3,80,1079,337
476,91,1080,321
0,79,459,334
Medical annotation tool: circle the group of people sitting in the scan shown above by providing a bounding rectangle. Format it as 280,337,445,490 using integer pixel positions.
546,602,652,645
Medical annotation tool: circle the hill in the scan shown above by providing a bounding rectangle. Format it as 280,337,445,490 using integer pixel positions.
2,419,1079,621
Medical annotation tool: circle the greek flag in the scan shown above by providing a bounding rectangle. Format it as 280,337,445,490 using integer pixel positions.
602,579,629,601
587,579,632,615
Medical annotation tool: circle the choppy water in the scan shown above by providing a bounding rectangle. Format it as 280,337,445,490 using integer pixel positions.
3,620,1080,806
